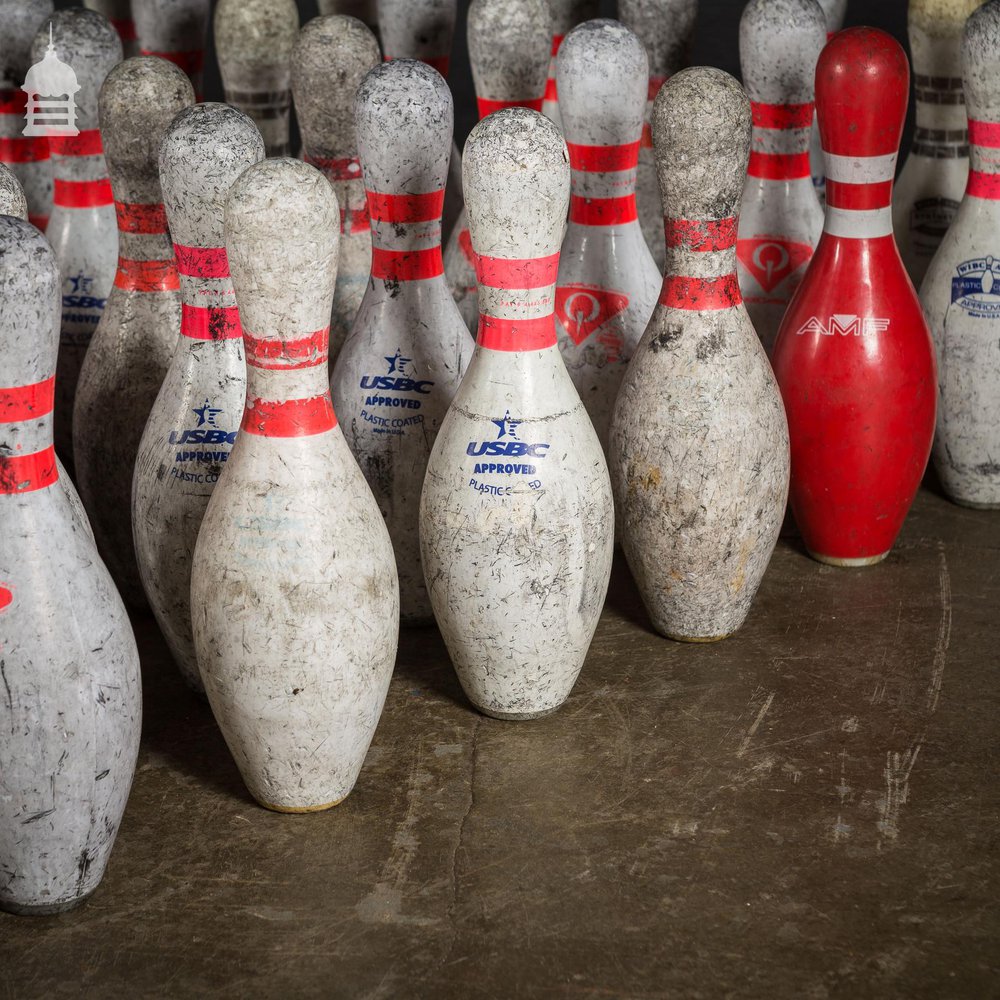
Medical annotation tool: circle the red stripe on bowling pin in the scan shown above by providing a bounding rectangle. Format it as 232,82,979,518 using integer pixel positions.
241,395,337,437
173,244,231,279
821,152,897,237
659,217,741,311
567,141,640,173
751,102,814,130
114,257,180,292
476,252,559,288
243,328,330,370
48,129,104,157
115,200,169,233
365,189,445,222
0,376,55,422
371,247,443,281
567,142,640,226
0,135,49,163
659,274,742,310
53,178,114,208
967,119,1000,200
180,303,242,340
748,101,814,181
475,252,559,351
0,447,58,494
665,217,738,252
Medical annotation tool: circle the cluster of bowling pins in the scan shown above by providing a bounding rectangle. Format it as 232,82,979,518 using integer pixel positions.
1,0,998,917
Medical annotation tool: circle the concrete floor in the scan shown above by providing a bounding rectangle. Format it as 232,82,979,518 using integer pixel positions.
2,485,998,998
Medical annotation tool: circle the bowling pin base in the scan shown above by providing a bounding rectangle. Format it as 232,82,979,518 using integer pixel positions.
807,550,889,568
476,705,561,722
663,632,731,644
949,497,1000,511
0,890,94,916
256,796,346,814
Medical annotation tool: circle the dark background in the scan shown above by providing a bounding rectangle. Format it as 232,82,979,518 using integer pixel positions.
56,0,913,156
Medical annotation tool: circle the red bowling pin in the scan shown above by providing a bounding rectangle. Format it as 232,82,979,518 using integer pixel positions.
772,28,937,566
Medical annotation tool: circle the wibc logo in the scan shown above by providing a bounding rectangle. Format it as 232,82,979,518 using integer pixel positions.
951,256,1000,318
737,238,812,294
360,349,433,395
169,400,236,447
467,410,550,462
795,315,891,337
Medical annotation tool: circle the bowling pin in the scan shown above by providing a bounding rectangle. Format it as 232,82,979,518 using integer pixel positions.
421,107,614,719
317,0,380,40
332,60,474,626
0,0,53,231
133,104,263,693
809,0,848,203
85,0,138,57
893,0,983,288
30,10,122,469
554,19,660,450
541,0,598,130
0,215,140,915
609,67,789,641
736,0,826,354
191,157,399,813
618,0,698,272
292,15,380,365
0,161,27,219
73,57,194,607
132,0,209,100
772,28,937,566
377,0,464,242
920,0,1000,507
443,0,552,334
214,0,298,159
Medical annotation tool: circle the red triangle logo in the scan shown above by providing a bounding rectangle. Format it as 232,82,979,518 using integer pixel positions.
736,238,813,294
555,284,631,347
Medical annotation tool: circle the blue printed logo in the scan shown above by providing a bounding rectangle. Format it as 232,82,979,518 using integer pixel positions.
359,347,434,404
951,256,1000,318
168,401,236,478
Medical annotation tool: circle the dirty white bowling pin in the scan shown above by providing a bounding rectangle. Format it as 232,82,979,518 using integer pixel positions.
421,107,614,719
133,0,209,99
0,215,140,916
332,60,474,626
736,0,826,354
85,0,138,57
618,0,698,272
214,0,298,159
292,15,380,365
30,10,122,467
0,0,53,231
554,19,660,450
609,67,790,641
377,0,464,242
443,0,552,334
921,0,1000,507
809,0,848,202
317,0,380,40
893,0,983,289
192,157,399,812
73,57,194,607
541,0,598,129
132,104,262,693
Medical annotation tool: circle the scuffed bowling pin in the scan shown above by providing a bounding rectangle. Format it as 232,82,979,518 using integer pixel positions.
0,216,140,915
292,15,380,364
84,0,138,57
893,0,983,288
73,57,194,606
421,108,614,719
541,0,598,129
609,67,789,641
214,0,298,158
30,9,122,467
736,0,826,354
554,20,660,449
0,0,53,230
443,0,552,333
192,158,399,812
133,104,263,692
133,0,210,99
920,0,1000,507
772,28,937,565
333,61,473,625
809,0,848,202
618,0,699,272
0,161,27,219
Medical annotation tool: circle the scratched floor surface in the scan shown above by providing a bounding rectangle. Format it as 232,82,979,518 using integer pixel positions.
2,485,998,999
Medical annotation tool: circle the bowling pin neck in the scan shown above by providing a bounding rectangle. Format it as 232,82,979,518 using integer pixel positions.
173,245,243,343
47,133,113,211
112,200,180,296
821,148,898,239
659,215,742,312
567,141,640,229
240,326,337,438
303,152,370,238
640,77,666,152
475,251,559,352
378,0,456,77
909,3,978,136
544,33,563,109
746,101,814,187
366,188,445,282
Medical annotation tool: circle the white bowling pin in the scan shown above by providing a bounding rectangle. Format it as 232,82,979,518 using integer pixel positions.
133,104,262,693
609,67,789,641
554,19,660,451
0,215,140,915
541,0,598,130
443,0,552,334
84,0,138,57
332,60,474,626
214,0,298,159
893,0,983,289
618,0,699,273
292,15,380,366
808,0,848,203
73,57,194,608
921,0,1000,507
736,0,826,354
30,9,122,468
191,157,399,812
0,0,54,230
132,0,210,99
421,107,614,719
